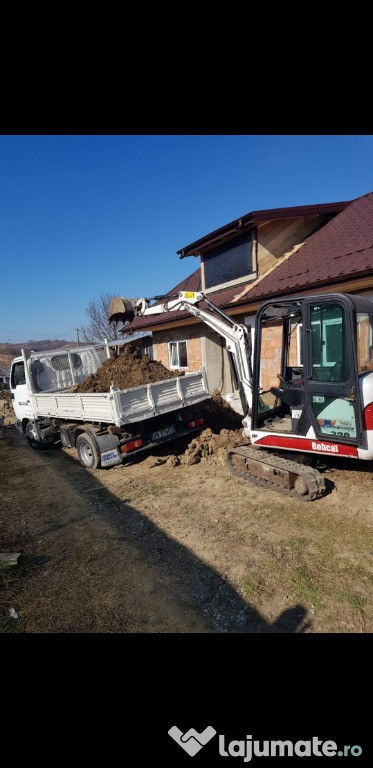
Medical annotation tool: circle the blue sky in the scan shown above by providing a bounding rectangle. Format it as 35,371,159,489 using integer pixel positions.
1,134,373,342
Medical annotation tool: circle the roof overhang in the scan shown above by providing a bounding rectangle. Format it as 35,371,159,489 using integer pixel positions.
177,200,351,258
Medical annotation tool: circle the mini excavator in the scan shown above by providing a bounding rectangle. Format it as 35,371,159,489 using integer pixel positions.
109,291,373,500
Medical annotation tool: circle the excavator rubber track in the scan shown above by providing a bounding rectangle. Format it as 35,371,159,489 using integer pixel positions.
227,444,326,501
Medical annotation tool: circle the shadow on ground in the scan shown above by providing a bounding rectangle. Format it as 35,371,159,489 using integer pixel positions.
0,427,309,633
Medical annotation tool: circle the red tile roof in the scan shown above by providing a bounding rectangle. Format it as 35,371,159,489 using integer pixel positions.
243,191,373,301
128,192,373,331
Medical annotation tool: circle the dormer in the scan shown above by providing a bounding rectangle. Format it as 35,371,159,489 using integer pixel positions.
177,200,350,294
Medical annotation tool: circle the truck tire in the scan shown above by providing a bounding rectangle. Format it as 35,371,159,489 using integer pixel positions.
76,432,101,469
26,421,47,450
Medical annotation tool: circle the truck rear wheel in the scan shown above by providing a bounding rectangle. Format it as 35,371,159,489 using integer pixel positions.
76,432,101,469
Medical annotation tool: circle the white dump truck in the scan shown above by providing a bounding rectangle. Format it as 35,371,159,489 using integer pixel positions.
9,339,210,469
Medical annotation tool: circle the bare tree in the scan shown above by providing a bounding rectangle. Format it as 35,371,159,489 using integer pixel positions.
80,293,121,343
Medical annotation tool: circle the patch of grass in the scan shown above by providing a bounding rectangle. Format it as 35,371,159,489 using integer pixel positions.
0,614,14,633
340,563,373,584
339,590,367,615
243,573,269,601
0,561,30,633
279,536,308,555
315,539,335,559
148,484,162,497
288,565,322,610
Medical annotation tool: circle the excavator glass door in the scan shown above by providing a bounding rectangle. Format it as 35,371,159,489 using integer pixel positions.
303,297,362,443
253,295,362,444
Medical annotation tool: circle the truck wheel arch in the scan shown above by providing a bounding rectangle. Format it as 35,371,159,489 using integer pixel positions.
73,426,87,446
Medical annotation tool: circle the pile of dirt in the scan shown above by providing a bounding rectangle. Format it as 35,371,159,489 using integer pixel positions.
143,427,247,470
0,397,15,426
179,427,248,466
148,393,247,468
72,344,182,393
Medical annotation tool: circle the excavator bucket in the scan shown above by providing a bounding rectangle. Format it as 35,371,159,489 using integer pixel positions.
108,297,140,325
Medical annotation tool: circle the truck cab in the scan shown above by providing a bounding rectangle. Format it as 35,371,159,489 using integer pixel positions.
10,356,33,424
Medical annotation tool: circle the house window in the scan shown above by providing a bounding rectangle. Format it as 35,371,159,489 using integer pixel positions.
203,232,253,291
143,340,154,361
169,341,188,369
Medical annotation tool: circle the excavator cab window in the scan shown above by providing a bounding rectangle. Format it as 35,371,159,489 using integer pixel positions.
308,303,349,382
254,302,304,433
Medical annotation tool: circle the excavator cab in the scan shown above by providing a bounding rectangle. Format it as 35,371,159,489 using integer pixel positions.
252,293,373,446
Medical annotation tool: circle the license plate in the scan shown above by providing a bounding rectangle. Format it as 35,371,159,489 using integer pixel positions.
150,426,176,441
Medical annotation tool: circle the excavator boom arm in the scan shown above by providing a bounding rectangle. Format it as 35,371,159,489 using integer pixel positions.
109,291,253,414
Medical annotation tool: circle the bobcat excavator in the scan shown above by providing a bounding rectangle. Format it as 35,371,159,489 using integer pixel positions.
109,291,373,501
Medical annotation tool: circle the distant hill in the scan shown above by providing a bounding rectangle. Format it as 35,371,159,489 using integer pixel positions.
0,339,76,357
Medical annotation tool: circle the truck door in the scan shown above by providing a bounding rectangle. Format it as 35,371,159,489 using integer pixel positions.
304,297,362,444
10,360,33,421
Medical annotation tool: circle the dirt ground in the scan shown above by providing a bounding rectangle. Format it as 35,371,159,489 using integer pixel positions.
0,423,372,633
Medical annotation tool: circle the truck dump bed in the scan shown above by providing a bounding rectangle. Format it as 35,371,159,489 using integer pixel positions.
30,371,210,426
25,342,210,427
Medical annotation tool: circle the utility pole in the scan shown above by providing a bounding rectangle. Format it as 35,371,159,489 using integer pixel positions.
76,327,80,347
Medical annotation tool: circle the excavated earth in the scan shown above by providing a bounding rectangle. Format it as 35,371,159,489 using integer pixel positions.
73,344,181,393
0,391,15,426
164,393,248,467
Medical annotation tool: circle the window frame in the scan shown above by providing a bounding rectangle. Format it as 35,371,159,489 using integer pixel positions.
11,361,26,388
168,340,188,369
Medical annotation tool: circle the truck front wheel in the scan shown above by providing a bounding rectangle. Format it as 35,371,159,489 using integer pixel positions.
26,421,46,450
76,432,101,469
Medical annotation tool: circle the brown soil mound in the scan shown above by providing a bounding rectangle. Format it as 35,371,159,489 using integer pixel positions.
73,344,181,393
141,392,247,468
0,397,15,426
180,427,248,466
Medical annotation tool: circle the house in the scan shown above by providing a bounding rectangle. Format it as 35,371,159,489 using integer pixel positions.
128,193,373,410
